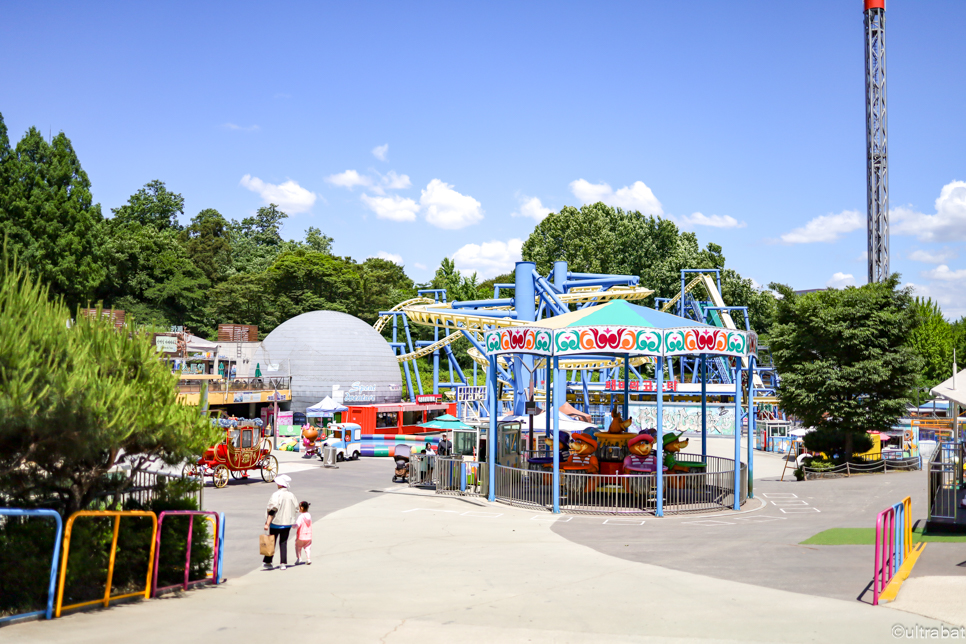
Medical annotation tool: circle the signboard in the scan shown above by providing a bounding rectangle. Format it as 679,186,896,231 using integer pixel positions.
628,402,736,435
416,394,442,404
604,379,678,392
456,386,487,402
343,382,376,403
155,336,178,353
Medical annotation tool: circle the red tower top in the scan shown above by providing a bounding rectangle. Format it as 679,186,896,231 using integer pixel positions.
864,0,885,10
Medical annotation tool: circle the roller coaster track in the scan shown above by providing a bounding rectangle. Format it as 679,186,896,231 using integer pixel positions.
373,297,436,333
557,285,654,304
401,304,530,333
394,331,463,363
467,347,653,372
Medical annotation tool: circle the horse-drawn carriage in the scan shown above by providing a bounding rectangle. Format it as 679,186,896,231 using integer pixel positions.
183,419,279,488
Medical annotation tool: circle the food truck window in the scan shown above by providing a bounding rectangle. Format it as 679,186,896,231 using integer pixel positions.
376,412,398,429
425,408,446,423
241,430,253,448
402,410,422,426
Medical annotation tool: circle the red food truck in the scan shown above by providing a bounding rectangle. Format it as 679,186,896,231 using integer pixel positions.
346,395,457,435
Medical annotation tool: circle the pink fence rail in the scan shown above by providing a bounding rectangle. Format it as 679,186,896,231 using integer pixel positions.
873,496,912,606
151,511,221,597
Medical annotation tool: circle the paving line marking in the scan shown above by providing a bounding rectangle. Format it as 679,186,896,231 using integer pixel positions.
780,507,821,514
771,500,808,506
761,493,798,498
733,516,786,523
602,519,646,526
683,520,735,526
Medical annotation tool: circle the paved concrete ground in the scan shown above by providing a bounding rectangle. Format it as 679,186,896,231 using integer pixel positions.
6,446,964,641
5,489,949,644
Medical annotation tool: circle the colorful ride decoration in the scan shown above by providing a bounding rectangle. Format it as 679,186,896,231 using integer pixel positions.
185,419,278,488
484,300,757,361
607,407,632,434
0,508,62,623
151,511,222,597
562,433,599,474
873,496,924,606
55,510,158,617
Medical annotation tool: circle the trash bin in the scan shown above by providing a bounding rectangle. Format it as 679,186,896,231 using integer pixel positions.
323,446,339,468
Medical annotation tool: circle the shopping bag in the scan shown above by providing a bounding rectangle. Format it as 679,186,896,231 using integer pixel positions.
259,532,275,557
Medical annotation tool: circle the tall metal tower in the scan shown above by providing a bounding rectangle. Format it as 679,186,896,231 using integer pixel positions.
864,0,889,282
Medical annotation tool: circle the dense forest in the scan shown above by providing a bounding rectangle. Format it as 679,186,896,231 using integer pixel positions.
1,112,963,390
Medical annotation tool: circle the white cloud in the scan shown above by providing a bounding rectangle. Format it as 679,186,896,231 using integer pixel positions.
420,179,484,229
223,123,259,131
826,272,856,288
780,210,863,244
372,144,389,161
239,175,317,214
909,248,958,264
569,179,664,215
325,170,372,190
892,181,966,242
681,212,746,228
381,170,411,190
360,193,419,222
511,196,552,222
369,251,403,265
906,279,966,319
924,264,966,282
414,262,428,270
451,239,523,280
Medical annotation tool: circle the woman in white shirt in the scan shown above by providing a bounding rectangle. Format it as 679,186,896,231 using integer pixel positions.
263,475,300,570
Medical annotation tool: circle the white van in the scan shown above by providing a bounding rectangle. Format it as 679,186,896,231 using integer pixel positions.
320,423,362,461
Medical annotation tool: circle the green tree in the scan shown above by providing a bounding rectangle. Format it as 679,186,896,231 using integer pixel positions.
180,208,232,282
430,257,485,302
267,249,362,321
110,179,185,231
100,223,209,327
358,257,415,325
0,122,106,308
228,204,289,274
0,254,218,516
907,297,954,389
769,275,920,461
302,226,334,254
207,272,277,334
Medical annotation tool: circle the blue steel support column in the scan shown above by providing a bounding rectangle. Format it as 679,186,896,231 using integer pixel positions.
401,316,424,395
655,356,665,518
513,262,536,415
623,355,630,420
545,364,551,436
553,261,568,291
733,363,741,511
552,356,561,513
487,360,497,502
747,355,756,498
701,354,707,463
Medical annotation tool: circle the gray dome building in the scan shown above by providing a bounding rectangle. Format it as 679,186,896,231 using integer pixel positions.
253,311,402,412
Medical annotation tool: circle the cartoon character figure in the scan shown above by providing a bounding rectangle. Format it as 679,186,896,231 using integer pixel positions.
662,432,690,472
622,432,659,492
608,407,633,434
563,433,599,494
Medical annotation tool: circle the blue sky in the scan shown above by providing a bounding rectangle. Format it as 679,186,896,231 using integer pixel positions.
2,1,964,315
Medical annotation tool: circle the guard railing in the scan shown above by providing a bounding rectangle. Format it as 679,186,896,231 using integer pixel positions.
151,511,222,597
0,508,63,623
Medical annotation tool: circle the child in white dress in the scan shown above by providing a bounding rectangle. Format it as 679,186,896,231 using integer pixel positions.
295,501,312,565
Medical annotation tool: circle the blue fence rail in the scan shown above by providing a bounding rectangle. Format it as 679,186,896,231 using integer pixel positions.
0,508,63,623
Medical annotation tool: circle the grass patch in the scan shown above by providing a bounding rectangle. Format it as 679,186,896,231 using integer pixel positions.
800,526,966,545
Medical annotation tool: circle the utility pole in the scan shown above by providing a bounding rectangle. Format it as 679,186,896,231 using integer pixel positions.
864,0,889,283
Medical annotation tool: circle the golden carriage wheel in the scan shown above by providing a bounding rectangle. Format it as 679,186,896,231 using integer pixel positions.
181,462,198,479
213,465,230,488
230,469,244,480
260,455,279,483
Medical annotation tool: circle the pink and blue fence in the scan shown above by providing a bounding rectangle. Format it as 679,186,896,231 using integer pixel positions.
873,495,912,606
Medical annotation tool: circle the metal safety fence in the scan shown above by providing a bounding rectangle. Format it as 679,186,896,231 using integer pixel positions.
803,456,921,480
928,441,962,521
435,458,487,498
874,496,913,606
151,511,222,597
408,453,436,488
0,508,63,623
493,455,745,516
55,511,158,617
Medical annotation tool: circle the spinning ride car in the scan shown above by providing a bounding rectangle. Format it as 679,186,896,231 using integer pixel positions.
185,419,279,488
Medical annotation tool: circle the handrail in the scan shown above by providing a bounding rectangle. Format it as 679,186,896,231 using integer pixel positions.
873,496,912,606
55,511,158,617
0,508,63,622
151,511,221,597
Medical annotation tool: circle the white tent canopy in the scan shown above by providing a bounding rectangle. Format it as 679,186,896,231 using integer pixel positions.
931,367,966,408
306,396,349,418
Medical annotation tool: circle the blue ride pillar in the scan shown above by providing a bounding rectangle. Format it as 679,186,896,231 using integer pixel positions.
513,262,536,416
552,356,562,513
701,354,707,464
487,359,497,502
553,261,568,290
733,363,742,511
747,354,756,499
655,356,665,517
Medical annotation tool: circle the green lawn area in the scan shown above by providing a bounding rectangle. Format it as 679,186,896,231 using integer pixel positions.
800,526,966,545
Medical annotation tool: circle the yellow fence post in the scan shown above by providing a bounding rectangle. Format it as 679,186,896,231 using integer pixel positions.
54,510,158,618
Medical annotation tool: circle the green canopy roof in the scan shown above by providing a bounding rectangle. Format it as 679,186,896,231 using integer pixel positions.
418,414,473,430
